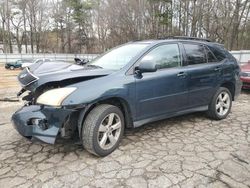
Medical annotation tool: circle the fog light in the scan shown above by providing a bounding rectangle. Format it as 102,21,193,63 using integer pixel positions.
31,118,40,125
29,118,48,130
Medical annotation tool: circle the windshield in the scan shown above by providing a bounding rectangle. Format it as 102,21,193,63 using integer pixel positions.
89,43,148,70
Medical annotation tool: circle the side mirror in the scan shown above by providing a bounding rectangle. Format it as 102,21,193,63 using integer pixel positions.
136,60,157,74
74,57,81,62
74,58,87,65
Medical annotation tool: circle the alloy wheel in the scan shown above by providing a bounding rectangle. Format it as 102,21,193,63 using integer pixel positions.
97,113,122,150
216,91,231,116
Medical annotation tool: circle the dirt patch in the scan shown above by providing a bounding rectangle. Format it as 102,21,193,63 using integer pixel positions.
0,65,21,89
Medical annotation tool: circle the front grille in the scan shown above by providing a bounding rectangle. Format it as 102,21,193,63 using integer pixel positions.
18,68,39,86
243,82,250,86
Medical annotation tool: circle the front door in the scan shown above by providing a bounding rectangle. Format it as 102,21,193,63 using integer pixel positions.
135,43,188,121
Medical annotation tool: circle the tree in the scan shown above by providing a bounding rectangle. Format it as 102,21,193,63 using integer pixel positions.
0,0,249,53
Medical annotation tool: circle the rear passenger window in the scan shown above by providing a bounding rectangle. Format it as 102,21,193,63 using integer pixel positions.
204,46,217,62
183,44,206,65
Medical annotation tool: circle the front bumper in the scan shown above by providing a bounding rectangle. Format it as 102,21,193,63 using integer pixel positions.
240,77,250,89
12,105,74,144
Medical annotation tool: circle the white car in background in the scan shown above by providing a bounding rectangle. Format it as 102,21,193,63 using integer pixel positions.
21,59,52,69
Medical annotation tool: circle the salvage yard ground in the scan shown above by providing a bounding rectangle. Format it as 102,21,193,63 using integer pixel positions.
0,65,249,188
0,66,20,89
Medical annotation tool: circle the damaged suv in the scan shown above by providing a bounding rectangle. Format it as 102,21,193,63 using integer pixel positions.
12,37,242,156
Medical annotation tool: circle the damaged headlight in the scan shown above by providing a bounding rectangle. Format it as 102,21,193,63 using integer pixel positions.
36,87,76,107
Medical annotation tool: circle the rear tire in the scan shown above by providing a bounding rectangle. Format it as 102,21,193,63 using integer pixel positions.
207,87,232,120
10,66,14,70
82,104,124,157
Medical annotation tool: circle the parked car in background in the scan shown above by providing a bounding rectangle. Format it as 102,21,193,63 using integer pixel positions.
5,59,32,70
21,58,52,69
240,60,250,89
12,37,242,157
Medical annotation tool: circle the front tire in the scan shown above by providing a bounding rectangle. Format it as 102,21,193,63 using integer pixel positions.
82,104,124,157
207,87,232,120
10,66,14,70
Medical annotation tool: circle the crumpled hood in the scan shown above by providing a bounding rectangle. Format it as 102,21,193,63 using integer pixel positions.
29,61,85,75
18,61,115,91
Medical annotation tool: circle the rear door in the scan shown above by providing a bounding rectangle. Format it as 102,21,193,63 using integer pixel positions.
182,43,223,107
135,43,189,120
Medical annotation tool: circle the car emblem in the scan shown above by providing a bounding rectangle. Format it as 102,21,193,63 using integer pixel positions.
20,73,27,79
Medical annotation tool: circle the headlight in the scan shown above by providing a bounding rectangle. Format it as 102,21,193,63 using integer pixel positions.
36,87,76,107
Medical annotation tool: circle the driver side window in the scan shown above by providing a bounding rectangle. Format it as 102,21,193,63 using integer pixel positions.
140,44,181,69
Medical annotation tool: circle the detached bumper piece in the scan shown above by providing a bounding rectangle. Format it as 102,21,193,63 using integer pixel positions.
12,105,74,144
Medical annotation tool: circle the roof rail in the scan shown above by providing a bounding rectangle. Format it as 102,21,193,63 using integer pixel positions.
162,36,211,42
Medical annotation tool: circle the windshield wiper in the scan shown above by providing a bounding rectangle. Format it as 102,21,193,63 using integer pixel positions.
86,64,103,69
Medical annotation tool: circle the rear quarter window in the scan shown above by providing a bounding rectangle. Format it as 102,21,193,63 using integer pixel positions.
204,46,217,63
208,45,235,61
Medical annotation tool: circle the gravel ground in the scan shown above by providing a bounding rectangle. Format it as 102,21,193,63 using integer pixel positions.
0,75,249,187
0,66,21,90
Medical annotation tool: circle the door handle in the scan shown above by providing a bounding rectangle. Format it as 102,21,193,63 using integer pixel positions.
177,72,187,77
214,67,221,71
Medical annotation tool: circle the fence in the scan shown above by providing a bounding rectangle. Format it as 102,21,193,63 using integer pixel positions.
230,50,250,64
0,50,249,64
0,53,98,63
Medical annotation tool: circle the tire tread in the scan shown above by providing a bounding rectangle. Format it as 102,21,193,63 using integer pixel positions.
82,104,122,156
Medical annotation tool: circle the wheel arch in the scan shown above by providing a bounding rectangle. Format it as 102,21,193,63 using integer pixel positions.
78,96,134,140
220,82,235,100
